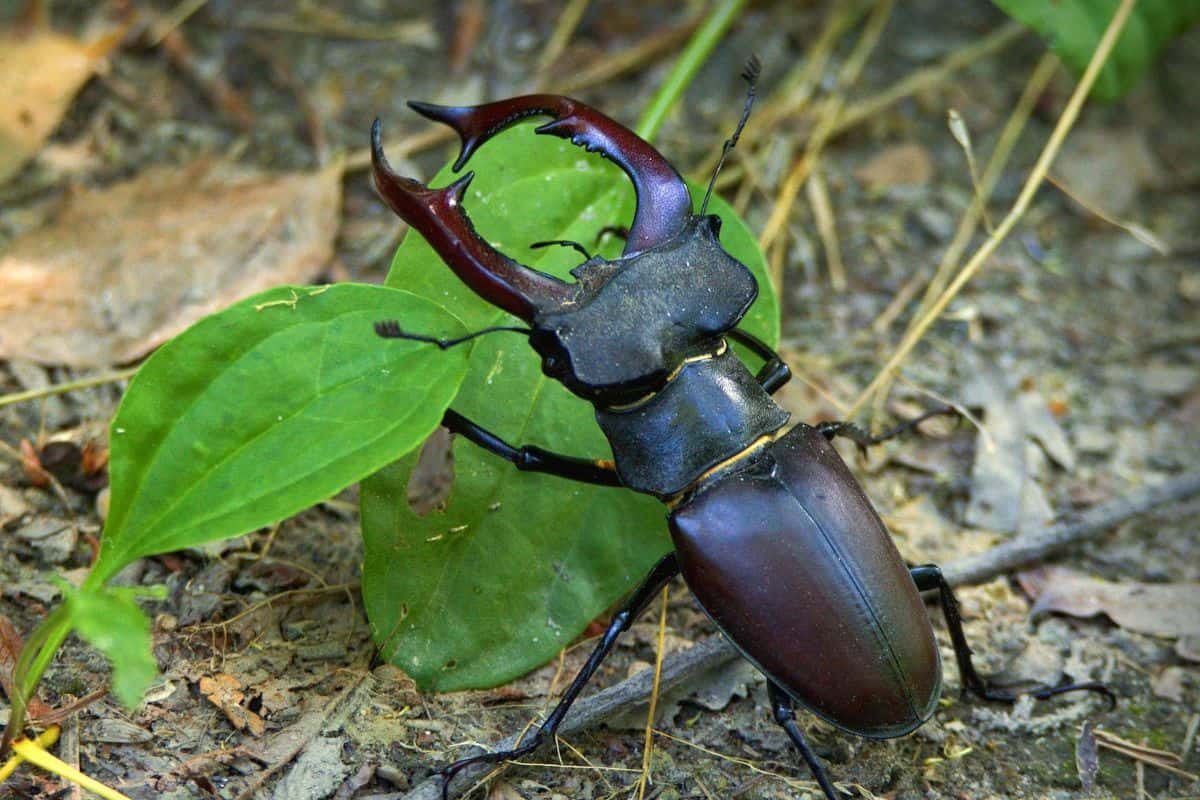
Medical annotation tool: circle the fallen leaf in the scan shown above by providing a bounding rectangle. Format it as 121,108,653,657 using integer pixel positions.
1018,565,1200,641
199,672,266,737
961,353,1080,534
0,16,123,183
0,160,343,366
853,142,934,191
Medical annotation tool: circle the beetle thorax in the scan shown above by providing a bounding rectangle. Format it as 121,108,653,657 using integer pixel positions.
529,215,758,407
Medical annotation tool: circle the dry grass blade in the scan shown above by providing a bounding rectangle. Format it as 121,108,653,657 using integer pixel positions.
758,0,896,257
849,0,1137,418
1092,728,1199,781
635,586,670,800
535,0,590,75
1046,173,1170,254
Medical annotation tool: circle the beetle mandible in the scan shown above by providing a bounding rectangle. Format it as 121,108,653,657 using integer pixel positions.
370,62,1109,799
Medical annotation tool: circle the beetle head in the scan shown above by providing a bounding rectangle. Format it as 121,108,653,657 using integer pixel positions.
528,214,757,407
372,94,756,406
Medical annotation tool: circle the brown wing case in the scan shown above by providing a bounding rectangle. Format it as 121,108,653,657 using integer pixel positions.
669,424,941,738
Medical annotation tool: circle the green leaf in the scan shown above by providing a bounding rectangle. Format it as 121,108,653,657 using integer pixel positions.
993,0,1200,101
59,583,166,708
361,122,777,691
91,283,470,585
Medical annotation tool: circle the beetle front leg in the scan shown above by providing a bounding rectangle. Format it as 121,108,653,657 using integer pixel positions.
767,682,849,800
728,328,791,394
439,554,680,799
443,410,621,486
909,565,1114,705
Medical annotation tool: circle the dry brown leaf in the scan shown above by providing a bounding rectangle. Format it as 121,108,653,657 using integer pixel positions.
0,19,122,183
853,142,934,191
198,673,266,737
0,160,343,366
1018,565,1200,640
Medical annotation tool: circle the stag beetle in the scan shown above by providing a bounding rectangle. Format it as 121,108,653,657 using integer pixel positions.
370,62,1109,799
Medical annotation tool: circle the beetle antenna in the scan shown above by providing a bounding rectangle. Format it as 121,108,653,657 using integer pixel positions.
374,320,531,349
700,55,761,216
529,239,592,260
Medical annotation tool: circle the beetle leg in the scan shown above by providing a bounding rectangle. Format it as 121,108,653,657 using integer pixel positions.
910,565,1115,707
767,682,847,800
728,328,791,394
443,410,621,486
816,407,958,454
407,95,692,256
439,554,680,799
371,120,574,321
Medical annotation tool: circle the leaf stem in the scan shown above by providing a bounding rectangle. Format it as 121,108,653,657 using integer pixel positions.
635,0,746,142
1,606,71,755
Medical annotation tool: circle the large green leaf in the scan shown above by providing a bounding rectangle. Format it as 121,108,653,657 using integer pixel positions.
993,0,1200,101
91,283,470,586
362,122,778,691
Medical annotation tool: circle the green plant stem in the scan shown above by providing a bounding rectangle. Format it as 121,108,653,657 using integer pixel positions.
635,0,746,142
1,606,71,755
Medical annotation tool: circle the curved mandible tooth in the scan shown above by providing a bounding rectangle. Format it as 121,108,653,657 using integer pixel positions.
371,119,574,321
408,95,692,256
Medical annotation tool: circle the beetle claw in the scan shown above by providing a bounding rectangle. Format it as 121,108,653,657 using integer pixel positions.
371,119,574,321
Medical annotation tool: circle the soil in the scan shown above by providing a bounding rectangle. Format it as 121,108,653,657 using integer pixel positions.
1,2,1198,799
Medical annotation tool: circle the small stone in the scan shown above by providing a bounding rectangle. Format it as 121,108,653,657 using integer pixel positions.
1141,363,1198,397
0,484,32,526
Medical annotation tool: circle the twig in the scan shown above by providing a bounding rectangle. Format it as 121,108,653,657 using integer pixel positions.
399,636,733,800
0,368,138,410
943,470,1200,586
400,468,1200,800
830,22,1024,138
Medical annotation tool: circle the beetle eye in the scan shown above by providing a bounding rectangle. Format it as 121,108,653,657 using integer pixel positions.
704,215,723,237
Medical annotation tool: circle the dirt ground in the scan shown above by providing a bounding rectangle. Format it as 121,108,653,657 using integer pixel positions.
1,2,1198,799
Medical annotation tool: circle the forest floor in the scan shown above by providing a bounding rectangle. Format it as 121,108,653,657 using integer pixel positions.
1,2,1198,799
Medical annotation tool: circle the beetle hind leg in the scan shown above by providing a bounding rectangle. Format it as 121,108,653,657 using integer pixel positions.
767,682,850,800
909,565,1115,707
438,554,680,798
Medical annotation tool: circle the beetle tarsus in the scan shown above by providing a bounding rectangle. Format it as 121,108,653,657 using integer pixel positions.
374,320,531,350
768,682,849,800
910,564,1116,708
817,406,959,453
